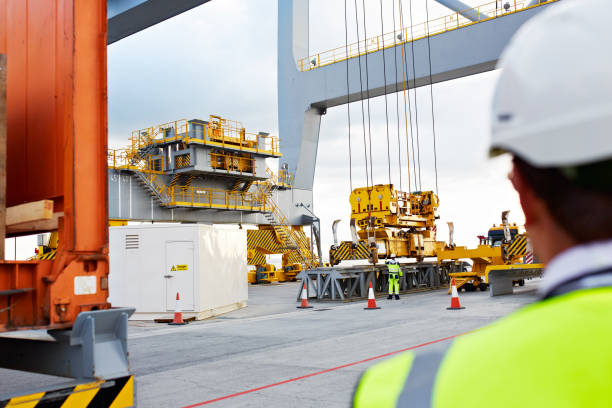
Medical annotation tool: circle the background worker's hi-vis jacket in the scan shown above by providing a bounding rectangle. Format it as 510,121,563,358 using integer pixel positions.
353,239,612,407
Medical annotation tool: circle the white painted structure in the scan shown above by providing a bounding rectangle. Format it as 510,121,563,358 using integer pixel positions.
109,224,247,320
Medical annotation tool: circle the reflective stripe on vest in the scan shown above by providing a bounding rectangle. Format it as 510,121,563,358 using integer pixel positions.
395,341,452,407
387,264,401,273
543,269,612,300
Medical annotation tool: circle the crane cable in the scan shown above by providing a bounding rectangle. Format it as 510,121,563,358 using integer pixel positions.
361,0,375,190
344,0,353,192
392,0,406,194
408,0,423,191
353,0,372,242
424,0,440,195
352,0,371,193
379,0,393,187
399,0,418,193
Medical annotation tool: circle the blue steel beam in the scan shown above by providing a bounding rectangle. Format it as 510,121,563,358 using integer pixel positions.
108,0,212,44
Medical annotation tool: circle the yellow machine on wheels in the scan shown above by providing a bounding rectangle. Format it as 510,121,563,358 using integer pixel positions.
247,225,317,283
437,211,543,292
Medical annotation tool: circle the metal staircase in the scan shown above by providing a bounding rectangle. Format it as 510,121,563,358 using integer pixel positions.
127,143,171,204
255,170,319,269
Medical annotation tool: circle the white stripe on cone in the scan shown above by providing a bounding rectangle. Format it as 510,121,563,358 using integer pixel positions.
451,284,459,298
368,286,375,299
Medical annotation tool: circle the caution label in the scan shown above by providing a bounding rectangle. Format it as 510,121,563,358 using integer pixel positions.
170,265,188,271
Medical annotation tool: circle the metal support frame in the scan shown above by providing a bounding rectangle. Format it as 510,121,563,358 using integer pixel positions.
297,262,462,301
488,267,543,296
0,308,134,380
107,0,213,44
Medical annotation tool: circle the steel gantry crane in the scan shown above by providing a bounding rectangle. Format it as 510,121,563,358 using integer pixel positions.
279,0,556,302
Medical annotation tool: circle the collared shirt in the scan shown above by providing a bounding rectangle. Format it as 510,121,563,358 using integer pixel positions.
539,238,612,298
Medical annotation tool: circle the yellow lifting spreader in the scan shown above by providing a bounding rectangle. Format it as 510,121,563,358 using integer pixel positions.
330,184,447,264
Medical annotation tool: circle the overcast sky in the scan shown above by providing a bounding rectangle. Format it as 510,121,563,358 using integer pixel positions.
8,0,525,260
108,0,524,260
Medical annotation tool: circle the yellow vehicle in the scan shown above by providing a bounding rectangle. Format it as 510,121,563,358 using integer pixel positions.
30,231,59,260
437,211,539,292
247,225,317,283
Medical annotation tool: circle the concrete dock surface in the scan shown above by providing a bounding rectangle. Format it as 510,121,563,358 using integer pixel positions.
0,279,540,407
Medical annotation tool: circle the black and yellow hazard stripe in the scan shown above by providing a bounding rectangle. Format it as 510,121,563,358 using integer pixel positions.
330,241,370,263
39,248,57,260
506,235,527,258
247,229,281,266
247,248,267,266
286,251,303,265
247,229,282,253
1,376,133,408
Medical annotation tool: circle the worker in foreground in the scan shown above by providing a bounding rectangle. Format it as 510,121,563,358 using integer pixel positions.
353,0,612,406
385,254,402,300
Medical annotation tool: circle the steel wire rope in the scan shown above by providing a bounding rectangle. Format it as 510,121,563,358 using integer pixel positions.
353,0,372,243
361,0,375,189
424,0,440,195
344,0,353,192
399,0,418,193
379,0,393,187
352,0,371,192
408,0,422,191
392,0,407,194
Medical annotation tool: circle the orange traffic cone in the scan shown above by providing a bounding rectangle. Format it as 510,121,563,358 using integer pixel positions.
169,292,187,325
364,282,381,310
447,278,465,310
297,282,313,309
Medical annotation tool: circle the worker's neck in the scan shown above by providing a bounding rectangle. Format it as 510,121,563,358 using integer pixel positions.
529,217,576,264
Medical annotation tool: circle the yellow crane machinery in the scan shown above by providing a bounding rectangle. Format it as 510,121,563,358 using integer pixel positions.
247,225,318,283
330,184,447,265
437,211,544,292
29,231,59,260
31,220,129,261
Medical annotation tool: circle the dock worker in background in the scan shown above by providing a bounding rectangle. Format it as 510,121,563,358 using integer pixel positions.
385,254,402,300
353,0,612,406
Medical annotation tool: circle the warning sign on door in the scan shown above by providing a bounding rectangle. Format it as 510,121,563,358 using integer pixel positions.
170,265,188,271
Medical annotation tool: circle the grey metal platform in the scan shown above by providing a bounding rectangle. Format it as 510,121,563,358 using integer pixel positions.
297,261,468,301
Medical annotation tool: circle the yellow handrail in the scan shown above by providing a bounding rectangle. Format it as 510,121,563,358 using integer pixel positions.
298,0,558,71
166,185,268,211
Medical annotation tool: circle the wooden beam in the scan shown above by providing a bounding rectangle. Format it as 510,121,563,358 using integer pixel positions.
0,54,6,260
7,212,62,235
6,200,54,227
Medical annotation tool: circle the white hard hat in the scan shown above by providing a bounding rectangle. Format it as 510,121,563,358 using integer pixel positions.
490,0,612,167
390,253,396,258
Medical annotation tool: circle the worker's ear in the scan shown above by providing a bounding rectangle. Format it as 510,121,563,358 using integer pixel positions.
509,163,541,228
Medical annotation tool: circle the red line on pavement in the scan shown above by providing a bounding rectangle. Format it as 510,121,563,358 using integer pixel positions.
181,332,465,407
